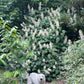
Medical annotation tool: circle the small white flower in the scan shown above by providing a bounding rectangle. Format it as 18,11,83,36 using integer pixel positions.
44,29,49,36
38,52,40,55
25,62,28,66
43,59,45,62
31,17,36,24
55,62,57,65
31,30,33,34
43,43,46,47
38,69,41,73
27,68,30,71
29,24,34,29
67,8,70,14
64,36,67,44
56,7,60,12
50,42,53,49
38,2,41,10
49,29,52,32
70,17,73,24
38,30,44,36
22,63,26,68
56,30,59,36
24,16,27,20
42,31,45,36
68,39,72,45
28,4,30,12
44,70,50,74
27,60,31,63
68,46,71,53
41,12,44,19
22,26,30,37
50,21,54,30
72,7,75,15
34,65,36,68
51,8,53,13
46,44,49,48
54,20,59,29
38,41,40,45
34,55,37,60
32,35,35,40
56,11,60,19
40,44,42,49
79,30,84,40
32,43,36,50
31,7,35,15
43,66,46,70
74,14,77,22
51,8,56,17
48,68,51,71
48,17,51,21
9,64,14,68
35,18,40,27
15,61,18,63
53,65,56,69
49,12,53,17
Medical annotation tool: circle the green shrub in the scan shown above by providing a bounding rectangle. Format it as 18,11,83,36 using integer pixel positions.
60,7,84,41
0,18,35,84
62,39,84,84
21,4,68,81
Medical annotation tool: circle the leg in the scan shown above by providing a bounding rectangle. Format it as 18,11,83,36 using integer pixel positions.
27,77,32,84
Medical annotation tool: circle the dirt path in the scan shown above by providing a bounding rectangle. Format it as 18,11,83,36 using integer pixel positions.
46,79,65,84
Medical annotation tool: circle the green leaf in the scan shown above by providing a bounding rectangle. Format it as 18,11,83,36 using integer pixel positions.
0,59,7,66
3,71,12,78
26,51,35,58
13,71,20,77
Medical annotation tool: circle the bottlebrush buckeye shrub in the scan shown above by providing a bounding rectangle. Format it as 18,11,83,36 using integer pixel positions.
21,3,68,81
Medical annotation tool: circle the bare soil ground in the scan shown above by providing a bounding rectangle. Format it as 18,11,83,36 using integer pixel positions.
46,79,65,84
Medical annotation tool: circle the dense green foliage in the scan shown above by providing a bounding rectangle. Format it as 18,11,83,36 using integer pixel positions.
21,6,68,81
62,39,84,84
0,0,84,83
0,19,35,84
0,0,84,41
60,8,84,41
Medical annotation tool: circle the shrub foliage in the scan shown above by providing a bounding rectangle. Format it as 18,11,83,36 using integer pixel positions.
0,18,35,84
62,38,84,84
21,5,68,81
